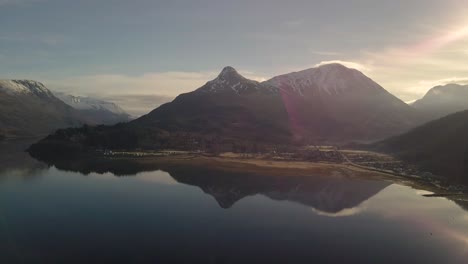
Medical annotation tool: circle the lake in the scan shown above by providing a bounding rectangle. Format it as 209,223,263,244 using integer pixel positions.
1,140,467,263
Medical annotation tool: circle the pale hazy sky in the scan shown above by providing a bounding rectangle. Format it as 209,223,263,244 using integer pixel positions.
2,0,468,115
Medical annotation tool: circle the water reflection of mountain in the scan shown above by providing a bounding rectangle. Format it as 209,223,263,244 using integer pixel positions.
33,155,391,213
170,170,390,213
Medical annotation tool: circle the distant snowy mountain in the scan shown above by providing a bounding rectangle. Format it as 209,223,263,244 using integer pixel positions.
412,83,468,120
54,92,128,114
54,92,131,125
0,80,83,137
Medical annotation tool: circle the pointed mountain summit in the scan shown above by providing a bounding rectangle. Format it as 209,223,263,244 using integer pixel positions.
198,66,269,95
218,66,241,79
132,66,290,145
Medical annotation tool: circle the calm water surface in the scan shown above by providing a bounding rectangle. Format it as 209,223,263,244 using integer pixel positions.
0,140,467,263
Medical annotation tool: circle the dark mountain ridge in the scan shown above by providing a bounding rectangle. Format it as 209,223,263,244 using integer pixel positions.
373,110,468,183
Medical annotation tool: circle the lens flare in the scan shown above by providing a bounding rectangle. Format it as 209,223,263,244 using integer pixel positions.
408,25,468,57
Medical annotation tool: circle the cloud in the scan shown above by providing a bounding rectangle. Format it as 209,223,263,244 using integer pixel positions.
93,94,173,117
315,60,372,73
45,71,216,97
412,77,468,90
402,77,468,98
311,205,367,218
347,19,468,101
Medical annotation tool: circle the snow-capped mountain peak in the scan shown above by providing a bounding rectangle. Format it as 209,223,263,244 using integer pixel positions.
265,63,383,97
0,80,55,98
199,66,265,95
218,66,239,79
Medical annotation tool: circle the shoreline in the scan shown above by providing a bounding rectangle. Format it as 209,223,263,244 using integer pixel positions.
102,153,467,196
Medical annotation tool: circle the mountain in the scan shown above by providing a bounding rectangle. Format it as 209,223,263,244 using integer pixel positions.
373,110,468,183
264,63,420,141
29,64,421,153
412,83,468,119
0,80,83,138
133,66,290,144
54,92,131,125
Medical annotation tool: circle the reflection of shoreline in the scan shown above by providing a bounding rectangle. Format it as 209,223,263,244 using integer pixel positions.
32,153,458,191
34,153,398,178
28,152,468,212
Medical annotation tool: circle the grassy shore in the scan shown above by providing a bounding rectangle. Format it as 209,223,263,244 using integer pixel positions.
111,154,423,185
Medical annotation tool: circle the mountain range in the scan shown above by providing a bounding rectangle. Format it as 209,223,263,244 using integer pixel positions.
28,64,457,152
0,80,130,138
54,92,131,125
22,63,468,182
29,64,427,154
135,63,420,144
